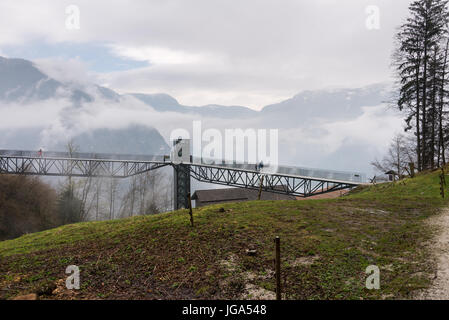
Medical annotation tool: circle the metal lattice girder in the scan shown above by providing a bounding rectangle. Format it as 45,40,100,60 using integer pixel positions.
188,163,358,198
0,155,168,178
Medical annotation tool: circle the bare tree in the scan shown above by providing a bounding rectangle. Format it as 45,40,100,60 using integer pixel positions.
119,176,138,218
119,168,173,217
371,134,415,178
94,178,103,221
60,141,174,222
59,140,98,222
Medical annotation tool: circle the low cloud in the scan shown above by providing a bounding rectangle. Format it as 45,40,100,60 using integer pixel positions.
277,104,403,172
0,88,403,176
34,58,100,86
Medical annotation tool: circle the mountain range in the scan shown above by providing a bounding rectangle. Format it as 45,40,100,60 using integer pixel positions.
0,56,393,174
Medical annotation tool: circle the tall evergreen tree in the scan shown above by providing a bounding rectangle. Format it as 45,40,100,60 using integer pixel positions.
438,37,449,166
394,0,449,170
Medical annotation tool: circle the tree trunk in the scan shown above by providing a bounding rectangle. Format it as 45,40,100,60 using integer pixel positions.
439,38,449,166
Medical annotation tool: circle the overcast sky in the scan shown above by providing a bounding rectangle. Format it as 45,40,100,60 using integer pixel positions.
0,0,412,109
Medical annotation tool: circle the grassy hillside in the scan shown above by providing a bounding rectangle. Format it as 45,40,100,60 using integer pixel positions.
1,169,448,300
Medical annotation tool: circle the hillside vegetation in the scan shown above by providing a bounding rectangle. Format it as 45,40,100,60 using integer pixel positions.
0,175,58,241
0,169,448,300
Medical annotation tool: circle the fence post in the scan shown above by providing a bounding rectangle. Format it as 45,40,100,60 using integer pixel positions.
275,236,281,300
258,175,265,200
440,168,446,199
442,167,446,186
187,192,194,227
409,162,415,178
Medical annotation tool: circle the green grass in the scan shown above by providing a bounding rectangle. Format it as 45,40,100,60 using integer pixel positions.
1,169,448,300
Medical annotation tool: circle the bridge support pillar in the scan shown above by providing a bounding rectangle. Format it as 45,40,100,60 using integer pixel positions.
174,164,191,210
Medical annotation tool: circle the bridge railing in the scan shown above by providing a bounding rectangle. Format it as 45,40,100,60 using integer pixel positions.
0,150,165,162
191,156,366,183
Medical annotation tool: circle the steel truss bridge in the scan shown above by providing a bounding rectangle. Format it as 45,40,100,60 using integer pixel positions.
0,150,365,209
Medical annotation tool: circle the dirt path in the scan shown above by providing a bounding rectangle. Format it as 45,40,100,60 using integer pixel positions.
416,207,449,299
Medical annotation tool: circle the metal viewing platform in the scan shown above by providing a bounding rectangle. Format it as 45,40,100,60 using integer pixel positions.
0,149,365,209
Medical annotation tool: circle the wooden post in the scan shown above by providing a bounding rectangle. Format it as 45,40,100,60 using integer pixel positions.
275,236,281,300
409,162,415,178
440,168,446,199
187,192,194,227
258,175,264,200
